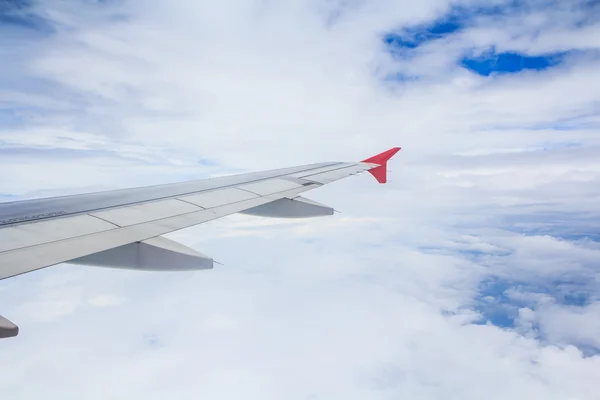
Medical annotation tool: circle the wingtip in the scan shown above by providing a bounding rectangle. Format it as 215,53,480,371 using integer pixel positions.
361,147,401,164
361,147,401,184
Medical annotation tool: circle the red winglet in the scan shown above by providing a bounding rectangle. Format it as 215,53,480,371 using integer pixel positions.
361,147,401,184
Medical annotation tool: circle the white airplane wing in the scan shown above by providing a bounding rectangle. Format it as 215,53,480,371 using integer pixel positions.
0,147,400,338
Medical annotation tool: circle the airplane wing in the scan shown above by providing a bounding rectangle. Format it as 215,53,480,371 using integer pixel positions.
0,147,401,338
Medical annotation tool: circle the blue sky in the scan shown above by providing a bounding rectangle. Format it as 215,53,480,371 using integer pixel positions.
382,1,599,80
1,0,600,398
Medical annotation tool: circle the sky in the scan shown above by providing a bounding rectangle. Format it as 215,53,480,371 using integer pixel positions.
1,0,600,398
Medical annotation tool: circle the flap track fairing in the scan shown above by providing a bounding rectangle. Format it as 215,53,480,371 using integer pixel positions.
68,236,213,271
239,196,333,218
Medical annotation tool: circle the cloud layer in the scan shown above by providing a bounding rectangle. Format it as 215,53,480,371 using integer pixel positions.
1,0,600,398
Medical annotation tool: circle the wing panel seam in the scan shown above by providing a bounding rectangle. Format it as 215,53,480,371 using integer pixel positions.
234,187,261,196
174,198,206,209
87,214,123,228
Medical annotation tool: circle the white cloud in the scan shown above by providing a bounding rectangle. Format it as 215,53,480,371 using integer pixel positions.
1,0,600,398
88,294,127,308
537,302,600,350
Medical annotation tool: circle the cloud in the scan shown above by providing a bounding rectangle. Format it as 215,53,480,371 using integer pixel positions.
1,0,600,398
88,294,127,308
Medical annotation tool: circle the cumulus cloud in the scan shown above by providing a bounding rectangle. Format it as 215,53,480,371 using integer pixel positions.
1,0,600,398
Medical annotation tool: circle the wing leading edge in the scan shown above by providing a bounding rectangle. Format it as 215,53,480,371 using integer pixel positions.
0,147,401,338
